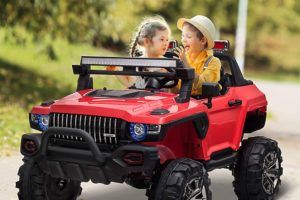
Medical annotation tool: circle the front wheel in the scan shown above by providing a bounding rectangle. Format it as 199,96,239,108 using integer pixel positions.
149,158,211,200
16,158,82,200
233,136,283,200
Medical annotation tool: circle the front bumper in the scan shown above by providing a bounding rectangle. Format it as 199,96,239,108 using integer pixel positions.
21,127,159,184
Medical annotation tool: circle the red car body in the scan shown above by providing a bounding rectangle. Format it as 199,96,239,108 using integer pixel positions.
17,41,282,200
31,82,266,163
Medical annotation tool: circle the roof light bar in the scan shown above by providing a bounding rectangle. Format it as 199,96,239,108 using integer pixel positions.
213,40,230,52
81,56,177,68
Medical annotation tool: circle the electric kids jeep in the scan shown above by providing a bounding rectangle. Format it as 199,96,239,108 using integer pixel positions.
16,40,283,200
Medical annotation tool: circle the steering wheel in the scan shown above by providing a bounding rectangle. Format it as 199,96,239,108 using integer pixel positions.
145,75,178,89
138,66,179,89
146,77,178,89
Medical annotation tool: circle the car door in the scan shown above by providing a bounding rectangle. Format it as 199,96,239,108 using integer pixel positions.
199,55,245,159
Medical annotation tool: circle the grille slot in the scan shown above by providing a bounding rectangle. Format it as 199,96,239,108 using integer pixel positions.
49,113,122,144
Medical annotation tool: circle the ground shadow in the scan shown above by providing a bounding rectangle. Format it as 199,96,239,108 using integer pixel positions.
79,183,147,200
0,59,74,108
80,178,289,200
275,179,292,199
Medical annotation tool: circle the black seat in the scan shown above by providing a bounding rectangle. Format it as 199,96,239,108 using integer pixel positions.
218,66,231,95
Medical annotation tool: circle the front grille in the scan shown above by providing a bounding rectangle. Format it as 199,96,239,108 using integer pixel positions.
49,113,123,144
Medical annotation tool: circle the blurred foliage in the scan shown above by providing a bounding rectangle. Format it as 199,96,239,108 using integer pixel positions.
246,0,300,73
1,0,300,73
1,0,110,43
0,30,122,153
0,28,122,108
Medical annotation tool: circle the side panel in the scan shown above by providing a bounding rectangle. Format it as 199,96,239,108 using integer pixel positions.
200,84,267,160
143,120,207,163
201,88,243,160
143,84,267,162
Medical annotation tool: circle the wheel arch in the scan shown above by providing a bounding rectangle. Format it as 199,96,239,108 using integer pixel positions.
243,106,267,133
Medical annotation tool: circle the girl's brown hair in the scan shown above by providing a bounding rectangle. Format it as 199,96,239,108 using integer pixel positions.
129,16,171,57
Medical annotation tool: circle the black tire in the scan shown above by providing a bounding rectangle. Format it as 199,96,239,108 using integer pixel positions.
233,136,283,200
16,158,82,200
149,158,212,200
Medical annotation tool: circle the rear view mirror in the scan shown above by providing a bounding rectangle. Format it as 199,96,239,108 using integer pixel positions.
202,83,220,109
202,82,220,98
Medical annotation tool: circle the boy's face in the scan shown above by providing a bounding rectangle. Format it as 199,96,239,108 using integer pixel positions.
181,24,206,54
146,29,169,57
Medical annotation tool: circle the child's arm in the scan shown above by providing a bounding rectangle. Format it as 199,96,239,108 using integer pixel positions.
174,46,189,67
106,66,136,87
118,76,135,87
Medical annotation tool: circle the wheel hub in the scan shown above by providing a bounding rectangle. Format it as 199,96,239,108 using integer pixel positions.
184,177,207,200
262,151,280,195
57,179,67,190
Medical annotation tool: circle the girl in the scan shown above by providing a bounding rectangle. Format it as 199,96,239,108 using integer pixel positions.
107,16,171,89
173,15,221,96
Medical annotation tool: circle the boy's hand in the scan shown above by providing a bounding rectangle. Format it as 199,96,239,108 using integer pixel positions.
106,66,117,71
174,46,189,68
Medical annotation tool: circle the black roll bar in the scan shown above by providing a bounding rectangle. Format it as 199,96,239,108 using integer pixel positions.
72,56,195,103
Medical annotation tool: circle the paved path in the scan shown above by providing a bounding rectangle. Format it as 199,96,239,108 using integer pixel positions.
2,132,298,200
254,80,300,135
79,132,300,200
1,80,300,200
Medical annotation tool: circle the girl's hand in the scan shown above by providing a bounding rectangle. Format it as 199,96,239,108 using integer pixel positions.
106,65,117,71
174,46,189,68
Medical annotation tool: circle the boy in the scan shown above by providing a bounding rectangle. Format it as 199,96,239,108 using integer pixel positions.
174,15,221,96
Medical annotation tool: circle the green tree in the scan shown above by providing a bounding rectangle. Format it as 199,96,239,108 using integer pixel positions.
0,0,112,44
1,0,300,73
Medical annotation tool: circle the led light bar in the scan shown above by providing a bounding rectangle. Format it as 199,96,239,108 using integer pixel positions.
81,56,177,68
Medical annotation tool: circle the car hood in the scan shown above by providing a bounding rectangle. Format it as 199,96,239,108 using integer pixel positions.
46,89,204,124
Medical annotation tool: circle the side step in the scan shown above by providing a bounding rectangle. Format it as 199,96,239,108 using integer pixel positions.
204,148,238,171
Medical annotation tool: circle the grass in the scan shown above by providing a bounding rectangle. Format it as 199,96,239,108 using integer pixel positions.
0,103,31,156
0,30,123,155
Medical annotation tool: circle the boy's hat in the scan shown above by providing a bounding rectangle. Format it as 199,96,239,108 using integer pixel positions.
177,15,216,49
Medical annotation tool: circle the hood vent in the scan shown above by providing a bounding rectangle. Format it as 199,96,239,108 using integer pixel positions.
86,89,154,98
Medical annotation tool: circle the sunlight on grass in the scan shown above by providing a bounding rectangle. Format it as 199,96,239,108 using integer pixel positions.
0,103,31,156
0,30,124,152
0,29,124,87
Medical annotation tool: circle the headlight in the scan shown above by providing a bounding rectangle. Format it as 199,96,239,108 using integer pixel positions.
129,123,162,141
29,113,49,131
30,113,38,122
129,123,148,141
38,115,49,131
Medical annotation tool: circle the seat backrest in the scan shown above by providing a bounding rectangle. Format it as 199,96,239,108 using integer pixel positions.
218,66,232,95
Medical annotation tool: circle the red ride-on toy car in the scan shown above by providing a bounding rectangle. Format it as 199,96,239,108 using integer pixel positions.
16,41,282,200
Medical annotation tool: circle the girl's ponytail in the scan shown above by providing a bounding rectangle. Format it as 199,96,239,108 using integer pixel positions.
130,29,141,57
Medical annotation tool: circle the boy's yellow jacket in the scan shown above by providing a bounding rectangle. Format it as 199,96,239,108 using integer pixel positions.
178,50,221,95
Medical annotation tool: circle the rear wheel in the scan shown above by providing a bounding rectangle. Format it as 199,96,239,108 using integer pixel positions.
233,136,283,200
16,158,82,200
149,158,211,200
